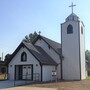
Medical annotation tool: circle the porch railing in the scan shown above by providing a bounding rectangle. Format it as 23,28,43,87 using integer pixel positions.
14,73,40,86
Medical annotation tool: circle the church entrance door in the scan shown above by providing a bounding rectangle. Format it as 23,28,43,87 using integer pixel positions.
22,65,33,80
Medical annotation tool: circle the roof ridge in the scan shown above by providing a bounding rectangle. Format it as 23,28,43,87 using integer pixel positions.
40,35,61,45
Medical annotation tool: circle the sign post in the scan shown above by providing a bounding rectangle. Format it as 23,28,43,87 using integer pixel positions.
52,70,57,82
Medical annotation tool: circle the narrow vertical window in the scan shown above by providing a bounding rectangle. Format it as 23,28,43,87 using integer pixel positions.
21,52,27,61
67,24,73,34
48,45,50,49
81,26,83,34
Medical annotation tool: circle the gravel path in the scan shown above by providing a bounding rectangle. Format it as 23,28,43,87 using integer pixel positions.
26,80,90,90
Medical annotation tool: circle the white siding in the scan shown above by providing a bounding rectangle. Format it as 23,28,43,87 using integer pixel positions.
61,21,81,80
79,22,86,79
42,65,56,81
35,39,61,79
8,47,41,80
61,19,86,80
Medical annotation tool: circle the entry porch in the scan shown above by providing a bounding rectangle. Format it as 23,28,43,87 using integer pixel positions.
14,65,40,81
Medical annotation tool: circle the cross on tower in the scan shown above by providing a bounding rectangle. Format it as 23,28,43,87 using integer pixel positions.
69,2,76,14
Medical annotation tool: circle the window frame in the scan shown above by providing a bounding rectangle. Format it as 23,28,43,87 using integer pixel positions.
67,24,73,34
21,52,27,62
81,26,83,34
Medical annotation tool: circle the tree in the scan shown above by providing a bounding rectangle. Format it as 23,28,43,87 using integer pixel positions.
85,50,90,61
4,54,12,62
85,50,90,76
23,31,38,43
85,50,90,69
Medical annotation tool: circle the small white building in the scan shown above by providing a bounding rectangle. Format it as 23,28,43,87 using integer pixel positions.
8,12,86,81
8,36,61,81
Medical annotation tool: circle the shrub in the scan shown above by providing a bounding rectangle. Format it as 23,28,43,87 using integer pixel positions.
87,69,90,76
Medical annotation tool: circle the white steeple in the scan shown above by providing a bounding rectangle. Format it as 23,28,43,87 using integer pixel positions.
66,13,80,21
61,3,86,80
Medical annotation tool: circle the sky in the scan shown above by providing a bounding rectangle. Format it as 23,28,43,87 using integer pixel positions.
0,0,90,59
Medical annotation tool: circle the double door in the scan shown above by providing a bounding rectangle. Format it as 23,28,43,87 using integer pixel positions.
17,65,33,80
22,65,32,80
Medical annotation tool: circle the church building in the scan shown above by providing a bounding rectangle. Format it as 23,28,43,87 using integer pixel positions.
7,3,86,81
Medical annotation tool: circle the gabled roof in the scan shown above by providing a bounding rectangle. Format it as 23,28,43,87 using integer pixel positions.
35,46,57,65
32,35,63,58
66,13,80,21
7,42,57,66
24,42,57,65
6,42,24,65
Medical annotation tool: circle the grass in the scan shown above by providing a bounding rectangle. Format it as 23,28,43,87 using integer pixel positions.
86,76,90,79
25,79,90,90
25,76,90,90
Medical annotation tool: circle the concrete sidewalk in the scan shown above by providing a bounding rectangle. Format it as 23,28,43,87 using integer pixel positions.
0,80,14,89
0,80,32,89
0,80,57,90
2,87,57,90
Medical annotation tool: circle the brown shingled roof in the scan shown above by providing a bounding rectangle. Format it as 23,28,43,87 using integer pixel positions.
7,35,63,65
33,35,63,58
7,42,57,65
24,42,57,65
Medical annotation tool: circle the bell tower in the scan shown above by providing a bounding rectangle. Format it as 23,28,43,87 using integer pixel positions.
61,3,86,80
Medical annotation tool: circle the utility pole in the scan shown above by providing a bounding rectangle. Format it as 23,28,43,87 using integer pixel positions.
2,52,3,61
0,57,1,61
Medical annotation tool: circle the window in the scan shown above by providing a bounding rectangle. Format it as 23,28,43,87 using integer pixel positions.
81,26,83,34
21,52,27,61
23,67,26,68
28,66,31,68
67,24,73,34
48,45,50,49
